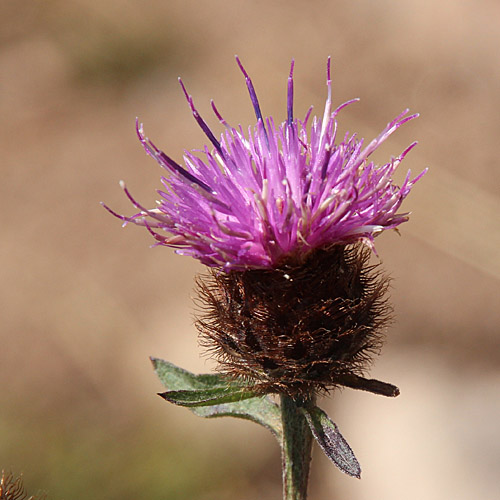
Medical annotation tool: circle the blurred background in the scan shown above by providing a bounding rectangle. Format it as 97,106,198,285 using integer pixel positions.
1,0,499,498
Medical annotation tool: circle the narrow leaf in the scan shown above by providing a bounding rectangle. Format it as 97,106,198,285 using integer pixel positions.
302,406,361,478
190,396,283,439
151,357,282,438
151,357,244,390
159,387,257,407
335,374,400,397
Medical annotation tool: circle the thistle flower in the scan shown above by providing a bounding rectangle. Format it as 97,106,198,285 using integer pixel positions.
104,57,424,271
105,58,425,398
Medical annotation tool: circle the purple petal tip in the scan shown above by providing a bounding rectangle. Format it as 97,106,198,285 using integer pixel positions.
109,58,424,270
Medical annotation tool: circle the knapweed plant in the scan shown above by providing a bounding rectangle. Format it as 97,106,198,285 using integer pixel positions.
104,57,425,499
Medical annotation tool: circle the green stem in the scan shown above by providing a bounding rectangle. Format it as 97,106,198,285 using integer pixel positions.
280,394,315,500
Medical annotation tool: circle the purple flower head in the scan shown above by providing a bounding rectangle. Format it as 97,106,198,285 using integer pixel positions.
105,57,426,271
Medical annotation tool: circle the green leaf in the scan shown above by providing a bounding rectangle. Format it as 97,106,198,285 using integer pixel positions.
151,357,282,438
189,396,283,439
159,387,257,407
151,357,244,391
302,406,361,478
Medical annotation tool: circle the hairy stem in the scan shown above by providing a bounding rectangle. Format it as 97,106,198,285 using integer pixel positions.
280,394,315,500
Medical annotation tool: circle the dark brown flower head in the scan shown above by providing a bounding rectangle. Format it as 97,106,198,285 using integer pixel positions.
197,243,398,398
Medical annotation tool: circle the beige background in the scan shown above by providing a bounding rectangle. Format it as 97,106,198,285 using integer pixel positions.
1,1,499,499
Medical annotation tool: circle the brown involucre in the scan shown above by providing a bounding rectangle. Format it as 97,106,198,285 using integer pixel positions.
196,243,399,398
